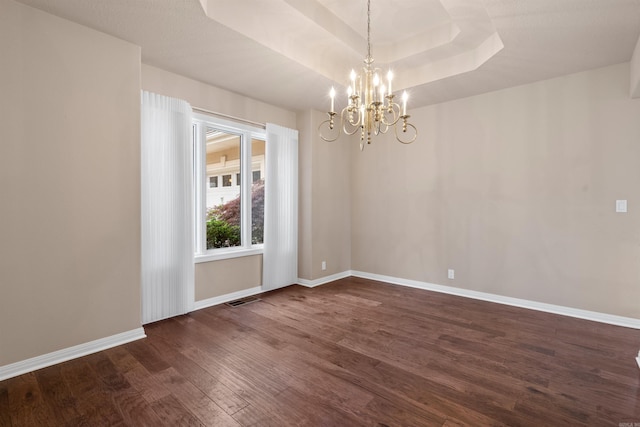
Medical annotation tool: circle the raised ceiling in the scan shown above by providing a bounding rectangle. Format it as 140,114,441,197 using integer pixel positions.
201,0,503,92
14,0,640,112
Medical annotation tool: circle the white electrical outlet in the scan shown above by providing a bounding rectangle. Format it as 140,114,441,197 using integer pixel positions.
321,261,327,271
616,200,627,213
448,269,455,279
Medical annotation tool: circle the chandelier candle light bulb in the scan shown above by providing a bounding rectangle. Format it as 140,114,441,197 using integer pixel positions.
318,0,417,148
329,87,336,112
402,91,408,116
350,69,357,92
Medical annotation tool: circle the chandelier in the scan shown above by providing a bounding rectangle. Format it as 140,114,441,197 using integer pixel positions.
319,0,417,149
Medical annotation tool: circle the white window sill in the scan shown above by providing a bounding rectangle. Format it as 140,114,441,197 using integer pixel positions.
194,246,263,263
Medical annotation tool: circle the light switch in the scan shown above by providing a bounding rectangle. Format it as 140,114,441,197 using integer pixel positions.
616,200,627,213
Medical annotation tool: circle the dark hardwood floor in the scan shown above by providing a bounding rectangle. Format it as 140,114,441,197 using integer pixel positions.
2,276,640,426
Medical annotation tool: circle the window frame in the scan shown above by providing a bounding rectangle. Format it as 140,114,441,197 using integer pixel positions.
193,114,266,263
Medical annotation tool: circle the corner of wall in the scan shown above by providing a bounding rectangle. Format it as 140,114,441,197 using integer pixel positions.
631,35,640,98
296,109,315,280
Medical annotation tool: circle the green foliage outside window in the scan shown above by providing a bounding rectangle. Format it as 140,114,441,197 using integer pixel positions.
206,218,240,248
206,180,264,248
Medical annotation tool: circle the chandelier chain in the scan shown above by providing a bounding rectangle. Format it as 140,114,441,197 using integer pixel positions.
367,0,371,61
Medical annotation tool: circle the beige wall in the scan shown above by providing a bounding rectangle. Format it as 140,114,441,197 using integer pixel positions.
297,111,314,280
0,0,142,365
142,64,297,129
141,63,295,300
195,256,262,301
351,62,640,319
297,109,352,280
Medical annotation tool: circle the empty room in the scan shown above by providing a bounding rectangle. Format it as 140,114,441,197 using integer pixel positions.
1,0,640,425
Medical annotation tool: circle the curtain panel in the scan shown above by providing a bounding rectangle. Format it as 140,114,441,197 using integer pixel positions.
141,91,194,324
263,123,299,291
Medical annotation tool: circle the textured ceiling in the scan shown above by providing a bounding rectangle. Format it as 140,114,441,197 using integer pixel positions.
14,0,640,113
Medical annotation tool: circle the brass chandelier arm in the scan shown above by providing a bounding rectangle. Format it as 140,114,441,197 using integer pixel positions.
343,121,361,136
317,107,365,142
395,119,417,144
379,98,402,127
318,112,339,142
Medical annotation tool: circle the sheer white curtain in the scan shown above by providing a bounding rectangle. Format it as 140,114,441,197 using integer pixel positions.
262,123,299,291
141,91,194,324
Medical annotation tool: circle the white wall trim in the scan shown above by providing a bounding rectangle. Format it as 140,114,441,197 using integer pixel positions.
193,286,263,311
297,270,352,288
194,247,263,263
0,328,146,382
350,271,640,330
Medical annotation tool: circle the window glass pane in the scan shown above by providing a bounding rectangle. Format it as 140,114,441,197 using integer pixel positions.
205,127,241,249
251,139,265,244
209,176,218,188
236,173,241,186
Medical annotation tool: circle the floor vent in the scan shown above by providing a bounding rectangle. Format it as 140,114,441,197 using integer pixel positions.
225,296,261,307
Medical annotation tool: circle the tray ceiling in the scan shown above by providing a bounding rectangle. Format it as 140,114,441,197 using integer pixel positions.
13,0,640,111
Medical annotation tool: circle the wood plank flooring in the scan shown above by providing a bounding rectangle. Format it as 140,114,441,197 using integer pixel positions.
2,276,640,426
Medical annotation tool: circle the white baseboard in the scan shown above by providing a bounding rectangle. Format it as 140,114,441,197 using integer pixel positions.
350,270,640,330
297,270,352,288
0,327,146,382
193,286,263,311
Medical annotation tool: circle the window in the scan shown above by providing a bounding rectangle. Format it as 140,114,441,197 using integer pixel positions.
193,115,266,260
